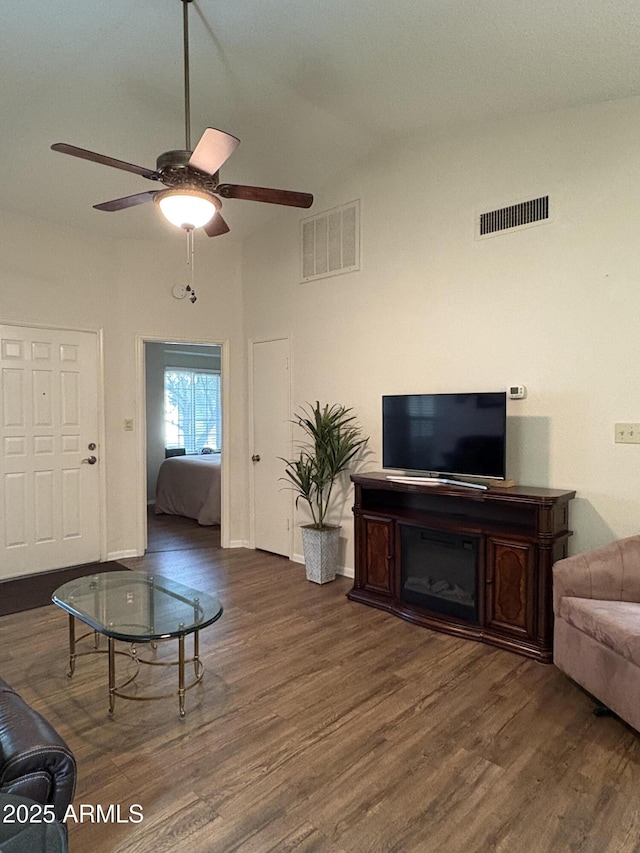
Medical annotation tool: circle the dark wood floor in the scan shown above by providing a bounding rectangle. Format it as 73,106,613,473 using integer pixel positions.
1,525,640,852
147,506,220,552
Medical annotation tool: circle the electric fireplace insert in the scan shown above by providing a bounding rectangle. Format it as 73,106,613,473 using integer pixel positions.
400,526,479,623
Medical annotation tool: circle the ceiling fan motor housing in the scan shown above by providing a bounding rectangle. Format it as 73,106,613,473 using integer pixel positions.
156,150,218,192
156,150,191,171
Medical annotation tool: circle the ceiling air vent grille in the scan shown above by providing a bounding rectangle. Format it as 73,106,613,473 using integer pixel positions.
301,200,360,283
478,195,550,238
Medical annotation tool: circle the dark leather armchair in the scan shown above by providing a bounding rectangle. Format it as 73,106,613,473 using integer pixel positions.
0,677,76,820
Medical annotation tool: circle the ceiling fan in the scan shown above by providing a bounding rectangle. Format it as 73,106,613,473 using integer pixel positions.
51,0,313,236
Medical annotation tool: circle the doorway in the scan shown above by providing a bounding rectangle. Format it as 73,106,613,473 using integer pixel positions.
137,336,229,555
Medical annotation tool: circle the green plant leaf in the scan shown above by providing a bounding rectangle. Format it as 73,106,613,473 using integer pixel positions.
280,401,369,528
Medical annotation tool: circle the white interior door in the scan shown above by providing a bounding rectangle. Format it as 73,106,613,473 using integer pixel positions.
251,338,291,556
1,325,102,580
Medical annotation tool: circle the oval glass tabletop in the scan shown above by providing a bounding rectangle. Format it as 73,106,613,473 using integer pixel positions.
52,570,223,642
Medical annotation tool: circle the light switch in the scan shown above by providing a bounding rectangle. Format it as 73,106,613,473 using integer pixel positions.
614,423,640,444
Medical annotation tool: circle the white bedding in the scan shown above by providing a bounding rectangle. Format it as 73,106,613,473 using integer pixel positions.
154,454,221,526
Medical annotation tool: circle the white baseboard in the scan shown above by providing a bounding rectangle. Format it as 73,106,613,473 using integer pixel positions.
107,549,141,561
108,543,249,560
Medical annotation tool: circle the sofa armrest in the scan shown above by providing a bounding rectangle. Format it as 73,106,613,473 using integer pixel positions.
0,682,76,822
552,534,640,615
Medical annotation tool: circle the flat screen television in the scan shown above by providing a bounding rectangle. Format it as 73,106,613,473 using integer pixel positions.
382,391,507,480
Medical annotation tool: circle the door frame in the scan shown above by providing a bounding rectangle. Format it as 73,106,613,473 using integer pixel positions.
135,334,231,553
0,319,107,564
248,334,293,556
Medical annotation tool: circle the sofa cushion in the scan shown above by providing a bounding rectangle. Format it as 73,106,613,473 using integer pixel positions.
0,792,67,852
558,596,640,664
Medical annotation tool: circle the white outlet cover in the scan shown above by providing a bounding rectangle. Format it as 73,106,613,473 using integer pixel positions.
172,284,187,300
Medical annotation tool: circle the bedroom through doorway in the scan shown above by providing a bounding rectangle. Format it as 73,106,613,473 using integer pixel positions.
143,340,225,554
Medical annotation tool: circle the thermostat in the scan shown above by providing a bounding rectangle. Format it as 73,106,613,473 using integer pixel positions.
508,385,526,400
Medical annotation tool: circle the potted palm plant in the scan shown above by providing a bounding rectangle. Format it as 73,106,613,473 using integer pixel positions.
281,401,369,583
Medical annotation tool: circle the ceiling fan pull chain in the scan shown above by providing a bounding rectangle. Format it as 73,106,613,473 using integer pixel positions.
190,230,195,298
185,226,192,277
184,226,197,302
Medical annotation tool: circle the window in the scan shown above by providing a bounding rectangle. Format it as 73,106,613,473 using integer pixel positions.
164,369,221,454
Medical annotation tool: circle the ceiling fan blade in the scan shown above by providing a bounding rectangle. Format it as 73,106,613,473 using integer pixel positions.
51,143,157,180
93,191,158,212
204,211,230,237
188,128,240,175
216,184,313,208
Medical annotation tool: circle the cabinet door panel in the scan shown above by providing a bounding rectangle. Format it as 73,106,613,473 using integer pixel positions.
362,516,394,595
486,538,535,638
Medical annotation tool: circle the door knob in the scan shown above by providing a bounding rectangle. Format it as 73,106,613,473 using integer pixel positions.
251,454,261,462
81,455,97,465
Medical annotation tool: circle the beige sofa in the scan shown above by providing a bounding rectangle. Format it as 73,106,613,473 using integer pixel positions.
553,534,640,733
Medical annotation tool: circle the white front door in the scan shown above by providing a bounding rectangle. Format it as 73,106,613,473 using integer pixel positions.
251,338,291,557
0,325,102,579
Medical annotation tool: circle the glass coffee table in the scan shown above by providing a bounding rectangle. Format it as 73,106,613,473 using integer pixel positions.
52,571,223,718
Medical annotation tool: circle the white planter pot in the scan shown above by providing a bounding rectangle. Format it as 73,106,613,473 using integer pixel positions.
301,525,340,584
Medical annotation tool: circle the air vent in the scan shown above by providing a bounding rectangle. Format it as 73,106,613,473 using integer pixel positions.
477,195,550,238
301,201,360,283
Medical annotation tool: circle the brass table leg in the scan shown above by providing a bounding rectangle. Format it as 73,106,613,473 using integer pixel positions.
193,630,200,677
178,634,186,718
108,637,115,715
67,615,76,677
63,623,203,718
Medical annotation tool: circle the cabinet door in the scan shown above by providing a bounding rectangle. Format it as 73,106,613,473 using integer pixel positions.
485,537,535,639
361,515,394,596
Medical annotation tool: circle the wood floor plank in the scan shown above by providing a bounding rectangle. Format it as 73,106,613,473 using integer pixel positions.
1,515,639,851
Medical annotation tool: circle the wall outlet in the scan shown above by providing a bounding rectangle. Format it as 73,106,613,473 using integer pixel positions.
124,418,134,432
614,423,640,444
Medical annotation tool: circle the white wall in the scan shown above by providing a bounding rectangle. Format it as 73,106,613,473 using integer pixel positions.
4,94,640,574
0,211,248,559
242,95,640,567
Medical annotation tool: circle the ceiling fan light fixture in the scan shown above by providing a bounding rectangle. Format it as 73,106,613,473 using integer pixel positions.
155,187,220,230
50,0,312,237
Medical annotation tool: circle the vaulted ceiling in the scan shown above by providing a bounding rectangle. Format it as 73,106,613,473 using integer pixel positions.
4,0,640,242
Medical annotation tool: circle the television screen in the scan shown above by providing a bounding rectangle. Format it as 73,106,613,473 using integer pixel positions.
382,392,507,479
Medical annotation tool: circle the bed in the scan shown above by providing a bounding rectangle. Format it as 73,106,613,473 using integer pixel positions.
154,453,221,526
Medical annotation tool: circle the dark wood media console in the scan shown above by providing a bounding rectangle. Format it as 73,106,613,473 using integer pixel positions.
348,473,576,662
